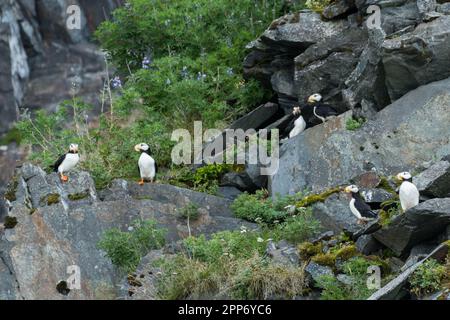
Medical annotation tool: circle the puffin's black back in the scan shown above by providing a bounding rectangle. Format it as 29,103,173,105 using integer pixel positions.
52,154,66,172
354,193,378,219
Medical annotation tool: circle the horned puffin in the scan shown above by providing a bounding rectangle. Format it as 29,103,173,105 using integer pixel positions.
52,144,80,182
396,172,419,212
135,143,157,185
344,185,378,224
286,106,306,139
307,93,339,123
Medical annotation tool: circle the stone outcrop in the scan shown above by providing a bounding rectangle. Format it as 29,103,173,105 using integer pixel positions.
0,164,255,300
270,77,450,196
0,0,123,134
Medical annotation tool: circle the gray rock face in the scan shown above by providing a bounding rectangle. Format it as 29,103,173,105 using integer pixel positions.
413,160,450,198
270,77,450,196
382,16,450,100
0,0,123,133
373,198,450,256
356,234,384,255
305,261,334,285
0,164,255,300
266,240,300,267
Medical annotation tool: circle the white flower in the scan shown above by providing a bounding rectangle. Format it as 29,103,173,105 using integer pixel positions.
257,237,264,243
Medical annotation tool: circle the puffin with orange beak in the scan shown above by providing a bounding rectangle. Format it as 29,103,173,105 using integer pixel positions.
135,143,157,185
52,144,80,182
396,172,419,212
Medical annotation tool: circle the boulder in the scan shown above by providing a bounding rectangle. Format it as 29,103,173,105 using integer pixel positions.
373,198,450,256
355,234,384,255
265,240,300,267
0,164,256,300
270,77,450,196
305,261,334,285
311,194,381,239
322,0,356,19
413,160,450,198
382,16,450,100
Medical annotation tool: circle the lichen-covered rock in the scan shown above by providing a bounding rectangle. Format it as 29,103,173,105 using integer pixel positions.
305,261,334,285
413,160,450,198
0,164,256,300
270,77,450,196
373,198,450,256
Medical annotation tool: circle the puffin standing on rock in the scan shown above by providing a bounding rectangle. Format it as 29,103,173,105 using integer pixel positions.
307,93,339,123
396,172,419,212
135,143,157,185
52,144,80,182
286,106,306,139
344,185,378,225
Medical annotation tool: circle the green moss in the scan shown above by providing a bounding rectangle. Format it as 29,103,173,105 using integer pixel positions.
41,193,60,206
379,200,401,227
296,187,341,208
298,242,323,258
346,117,366,131
68,192,89,201
378,177,396,194
311,244,358,268
443,240,450,248
4,216,18,229
4,176,18,202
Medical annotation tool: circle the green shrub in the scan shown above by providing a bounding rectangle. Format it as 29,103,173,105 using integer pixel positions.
156,229,308,300
410,259,446,297
98,219,166,273
179,202,200,220
274,208,321,244
346,117,366,131
317,257,384,300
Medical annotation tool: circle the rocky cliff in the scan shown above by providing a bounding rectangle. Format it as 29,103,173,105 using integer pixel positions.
0,0,123,134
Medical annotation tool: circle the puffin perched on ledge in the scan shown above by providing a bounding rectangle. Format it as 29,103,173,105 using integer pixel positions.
286,106,306,139
135,143,157,185
307,93,339,123
396,172,419,212
344,185,378,225
52,144,80,182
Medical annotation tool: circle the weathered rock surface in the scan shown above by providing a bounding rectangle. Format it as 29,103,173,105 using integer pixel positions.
0,0,123,133
414,160,450,198
373,198,450,256
0,164,255,300
271,77,450,196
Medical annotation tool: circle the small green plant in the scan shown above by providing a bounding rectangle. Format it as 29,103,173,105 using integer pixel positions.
4,216,18,229
409,259,446,297
317,257,384,300
346,117,366,131
98,219,166,274
379,200,401,226
274,208,321,244
178,202,200,237
305,0,332,12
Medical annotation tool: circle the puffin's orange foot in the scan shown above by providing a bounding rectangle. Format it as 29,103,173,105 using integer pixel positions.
138,179,144,186
61,175,69,182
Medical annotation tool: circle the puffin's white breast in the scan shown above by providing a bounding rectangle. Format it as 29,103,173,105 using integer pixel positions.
138,153,156,178
349,198,362,219
289,116,306,138
58,153,79,173
399,181,419,211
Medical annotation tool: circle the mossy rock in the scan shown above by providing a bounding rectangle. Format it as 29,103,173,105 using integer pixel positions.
377,176,397,195
296,187,341,208
40,193,61,206
4,176,18,202
298,242,323,258
311,244,358,268
68,191,89,201
4,216,18,229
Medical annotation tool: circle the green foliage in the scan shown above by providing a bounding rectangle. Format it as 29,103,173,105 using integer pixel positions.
305,0,332,12
346,117,366,131
295,187,341,208
0,128,22,145
98,219,166,274
274,208,321,244
317,257,384,300
231,191,287,224
379,200,401,227
178,202,200,220
410,259,446,297
156,229,308,299
4,216,18,229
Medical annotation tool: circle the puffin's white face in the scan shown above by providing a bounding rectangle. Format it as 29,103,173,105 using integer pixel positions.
344,185,359,193
292,106,301,116
69,144,79,153
135,143,150,152
307,93,322,104
397,172,412,181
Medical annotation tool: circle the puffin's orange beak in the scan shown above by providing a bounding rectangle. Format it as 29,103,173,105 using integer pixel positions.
134,144,141,152
344,186,352,193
